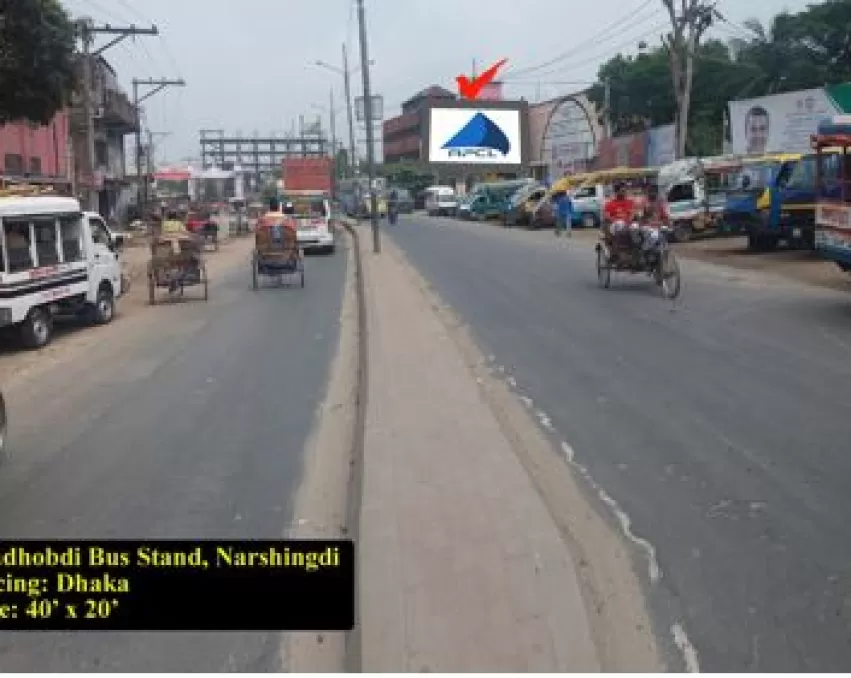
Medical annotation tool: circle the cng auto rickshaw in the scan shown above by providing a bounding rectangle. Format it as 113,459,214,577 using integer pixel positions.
812,116,851,274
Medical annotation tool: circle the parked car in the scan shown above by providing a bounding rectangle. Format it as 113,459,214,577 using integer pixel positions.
504,184,547,226
0,194,124,349
424,186,458,216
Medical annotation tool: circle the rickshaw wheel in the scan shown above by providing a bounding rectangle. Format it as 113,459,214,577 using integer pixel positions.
148,271,156,306
596,247,612,289
202,266,209,301
658,251,681,299
251,252,259,291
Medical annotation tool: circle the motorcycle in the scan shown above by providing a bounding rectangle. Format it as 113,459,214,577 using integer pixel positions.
595,219,681,299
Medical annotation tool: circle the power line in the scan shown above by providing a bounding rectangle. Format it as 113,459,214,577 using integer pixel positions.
505,0,660,79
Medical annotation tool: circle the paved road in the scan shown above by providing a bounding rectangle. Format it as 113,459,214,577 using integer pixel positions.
388,214,851,672
0,245,347,671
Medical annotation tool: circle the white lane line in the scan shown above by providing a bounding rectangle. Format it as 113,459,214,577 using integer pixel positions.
560,441,661,583
672,622,701,672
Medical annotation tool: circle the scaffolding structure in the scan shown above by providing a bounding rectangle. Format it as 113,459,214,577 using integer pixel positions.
199,129,329,188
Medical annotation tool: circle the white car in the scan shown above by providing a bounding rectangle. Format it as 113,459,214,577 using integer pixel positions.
424,186,458,217
286,194,335,254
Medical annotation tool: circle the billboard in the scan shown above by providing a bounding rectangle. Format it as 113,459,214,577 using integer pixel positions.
647,124,675,167
424,100,528,167
540,97,596,180
728,87,848,155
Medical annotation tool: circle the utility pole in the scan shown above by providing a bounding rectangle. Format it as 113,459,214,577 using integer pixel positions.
75,20,159,212
329,88,338,196
661,0,718,158
356,0,380,253
342,43,357,177
603,77,612,138
133,78,186,217
79,20,96,211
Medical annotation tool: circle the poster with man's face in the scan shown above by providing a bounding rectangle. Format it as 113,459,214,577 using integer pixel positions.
729,88,840,155
745,107,770,155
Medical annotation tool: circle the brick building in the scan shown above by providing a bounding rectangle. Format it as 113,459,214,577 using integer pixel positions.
70,55,138,220
0,112,72,188
382,85,456,164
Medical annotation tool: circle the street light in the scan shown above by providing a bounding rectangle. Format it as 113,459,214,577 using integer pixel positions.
312,54,375,176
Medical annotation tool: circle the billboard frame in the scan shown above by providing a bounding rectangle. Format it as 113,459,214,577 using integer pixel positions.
421,99,531,171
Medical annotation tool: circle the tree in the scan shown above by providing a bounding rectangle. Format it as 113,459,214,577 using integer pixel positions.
661,0,718,158
0,0,77,125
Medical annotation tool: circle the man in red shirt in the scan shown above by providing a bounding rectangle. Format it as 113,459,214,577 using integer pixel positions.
603,182,636,224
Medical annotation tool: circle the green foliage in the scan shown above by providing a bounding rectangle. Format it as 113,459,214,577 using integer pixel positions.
0,0,78,124
588,0,851,155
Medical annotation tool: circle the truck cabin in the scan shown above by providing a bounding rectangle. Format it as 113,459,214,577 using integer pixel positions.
812,117,851,270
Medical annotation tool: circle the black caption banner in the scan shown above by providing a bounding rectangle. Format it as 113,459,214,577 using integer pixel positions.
0,540,354,631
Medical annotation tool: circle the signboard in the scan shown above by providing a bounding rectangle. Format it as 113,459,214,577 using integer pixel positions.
426,104,525,165
541,98,595,179
647,124,675,167
355,96,384,122
728,88,844,155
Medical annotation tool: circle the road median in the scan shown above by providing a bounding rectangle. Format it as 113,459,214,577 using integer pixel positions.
352,221,662,671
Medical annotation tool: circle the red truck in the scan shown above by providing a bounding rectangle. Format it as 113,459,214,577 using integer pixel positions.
280,158,335,254
281,158,333,193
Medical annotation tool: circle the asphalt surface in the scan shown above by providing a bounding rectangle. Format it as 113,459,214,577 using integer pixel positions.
388,214,851,672
0,244,347,671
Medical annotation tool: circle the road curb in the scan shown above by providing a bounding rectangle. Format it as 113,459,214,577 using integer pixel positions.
342,219,367,673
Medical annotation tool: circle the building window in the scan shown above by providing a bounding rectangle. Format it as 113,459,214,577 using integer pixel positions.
29,157,42,175
4,220,34,273
95,141,108,168
4,154,24,176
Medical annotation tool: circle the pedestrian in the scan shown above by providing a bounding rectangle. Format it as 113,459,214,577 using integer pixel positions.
553,190,573,237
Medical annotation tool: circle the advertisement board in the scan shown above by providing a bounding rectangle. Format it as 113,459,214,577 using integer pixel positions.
425,101,527,166
728,88,845,155
647,124,675,167
540,97,596,181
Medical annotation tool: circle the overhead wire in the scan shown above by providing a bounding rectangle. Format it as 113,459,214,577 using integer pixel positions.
505,0,661,79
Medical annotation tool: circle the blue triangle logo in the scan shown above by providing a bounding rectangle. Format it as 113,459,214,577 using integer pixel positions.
442,112,510,155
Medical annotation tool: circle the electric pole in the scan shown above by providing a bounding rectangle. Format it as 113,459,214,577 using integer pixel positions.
604,77,612,138
133,78,186,218
75,21,158,212
342,44,357,177
329,88,338,197
661,0,718,158
356,0,380,253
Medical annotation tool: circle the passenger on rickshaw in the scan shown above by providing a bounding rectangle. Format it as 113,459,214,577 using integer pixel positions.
161,210,188,235
258,197,300,259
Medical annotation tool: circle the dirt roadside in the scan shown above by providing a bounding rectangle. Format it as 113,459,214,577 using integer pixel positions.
672,235,851,293
0,234,256,390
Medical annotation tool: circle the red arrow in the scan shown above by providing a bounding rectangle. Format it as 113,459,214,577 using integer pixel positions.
456,58,508,100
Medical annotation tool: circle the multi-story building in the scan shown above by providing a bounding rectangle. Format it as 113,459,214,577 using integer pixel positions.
383,86,456,164
0,112,72,189
70,55,138,220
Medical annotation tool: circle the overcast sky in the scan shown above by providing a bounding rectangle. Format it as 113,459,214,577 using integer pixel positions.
60,0,812,165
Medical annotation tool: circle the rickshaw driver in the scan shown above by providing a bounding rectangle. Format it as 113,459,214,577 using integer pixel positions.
259,197,300,260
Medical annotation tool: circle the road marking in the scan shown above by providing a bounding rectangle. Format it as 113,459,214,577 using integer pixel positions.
672,622,700,672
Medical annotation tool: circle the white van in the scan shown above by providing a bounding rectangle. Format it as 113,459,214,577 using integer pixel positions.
424,186,458,217
285,192,335,253
0,195,124,348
